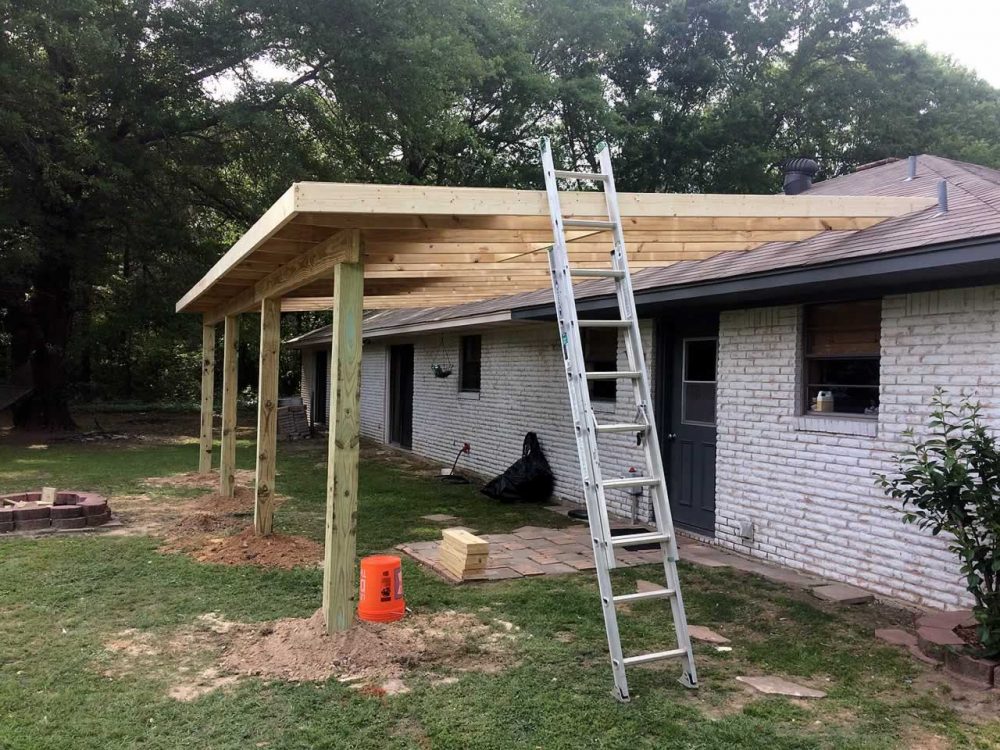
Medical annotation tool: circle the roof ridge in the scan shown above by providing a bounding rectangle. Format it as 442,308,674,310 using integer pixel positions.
918,155,1000,213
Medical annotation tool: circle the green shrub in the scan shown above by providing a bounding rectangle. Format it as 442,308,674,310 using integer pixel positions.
876,389,1000,657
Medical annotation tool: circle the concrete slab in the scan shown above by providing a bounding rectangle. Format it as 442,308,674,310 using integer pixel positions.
811,583,874,605
636,579,666,594
736,675,826,698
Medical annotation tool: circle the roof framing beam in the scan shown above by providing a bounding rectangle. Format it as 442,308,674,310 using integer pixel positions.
203,229,362,324
177,181,936,314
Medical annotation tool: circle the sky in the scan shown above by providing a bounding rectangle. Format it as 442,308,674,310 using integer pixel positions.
897,0,1000,86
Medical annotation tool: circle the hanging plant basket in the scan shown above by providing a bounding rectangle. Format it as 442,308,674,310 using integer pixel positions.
430,336,454,378
431,363,453,378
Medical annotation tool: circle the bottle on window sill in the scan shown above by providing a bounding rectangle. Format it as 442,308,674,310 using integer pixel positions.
816,390,834,412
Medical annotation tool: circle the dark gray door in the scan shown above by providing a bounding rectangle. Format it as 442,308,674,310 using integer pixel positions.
388,345,414,449
658,316,718,535
313,350,328,424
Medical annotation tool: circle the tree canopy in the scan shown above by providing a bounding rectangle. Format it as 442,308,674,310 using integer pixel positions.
2,0,999,426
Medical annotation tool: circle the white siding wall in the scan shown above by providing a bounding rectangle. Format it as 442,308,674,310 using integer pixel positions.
301,349,315,421
300,344,387,442
715,285,1000,609
360,343,387,441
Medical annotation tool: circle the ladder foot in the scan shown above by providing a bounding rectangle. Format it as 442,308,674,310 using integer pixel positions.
679,672,698,690
612,686,630,703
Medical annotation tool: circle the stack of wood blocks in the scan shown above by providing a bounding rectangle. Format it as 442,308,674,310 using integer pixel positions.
439,528,489,580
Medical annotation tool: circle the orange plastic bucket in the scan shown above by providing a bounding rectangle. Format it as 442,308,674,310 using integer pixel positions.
357,554,405,623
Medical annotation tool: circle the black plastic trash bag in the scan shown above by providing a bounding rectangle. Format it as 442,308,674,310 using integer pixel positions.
481,432,555,503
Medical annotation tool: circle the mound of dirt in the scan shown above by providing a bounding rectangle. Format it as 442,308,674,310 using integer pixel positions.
223,608,512,683
101,609,518,701
165,526,324,570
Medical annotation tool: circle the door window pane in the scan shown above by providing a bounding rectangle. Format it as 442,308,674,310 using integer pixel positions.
682,338,717,425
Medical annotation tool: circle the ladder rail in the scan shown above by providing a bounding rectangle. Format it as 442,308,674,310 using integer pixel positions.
540,137,698,701
540,138,630,698
596,143,699,689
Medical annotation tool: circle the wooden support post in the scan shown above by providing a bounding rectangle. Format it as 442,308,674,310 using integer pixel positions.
322,241,363,633
198,321,215,474
254,298,281,535
219,315,240,498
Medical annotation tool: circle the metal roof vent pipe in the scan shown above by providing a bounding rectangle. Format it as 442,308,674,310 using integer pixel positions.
937,180,949,215
782,158,820,195
905,155,918,181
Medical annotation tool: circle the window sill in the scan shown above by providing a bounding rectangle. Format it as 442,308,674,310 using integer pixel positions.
458,390,481,401
792,414,877,437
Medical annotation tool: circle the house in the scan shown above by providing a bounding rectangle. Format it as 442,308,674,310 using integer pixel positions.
289,155,1000,611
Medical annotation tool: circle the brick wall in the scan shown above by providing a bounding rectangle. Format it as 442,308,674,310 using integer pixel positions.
343,322,656,521
715,285,1000,609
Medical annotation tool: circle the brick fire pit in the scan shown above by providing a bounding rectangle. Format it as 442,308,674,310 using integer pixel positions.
0,491,112,533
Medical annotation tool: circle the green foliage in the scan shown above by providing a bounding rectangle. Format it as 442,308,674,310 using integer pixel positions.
876,390,1000,657
2,430,997,747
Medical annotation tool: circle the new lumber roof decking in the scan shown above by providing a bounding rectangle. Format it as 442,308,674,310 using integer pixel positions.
176,182,933,319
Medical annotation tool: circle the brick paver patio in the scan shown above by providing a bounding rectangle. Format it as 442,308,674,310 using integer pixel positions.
398,523,664,582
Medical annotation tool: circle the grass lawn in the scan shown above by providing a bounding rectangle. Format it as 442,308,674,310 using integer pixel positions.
1,413,997,749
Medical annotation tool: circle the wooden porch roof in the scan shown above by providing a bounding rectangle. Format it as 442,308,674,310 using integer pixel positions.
176,182,934,322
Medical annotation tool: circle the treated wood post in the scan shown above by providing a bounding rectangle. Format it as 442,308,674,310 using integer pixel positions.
219,315,240,497
254,298,281,535
323,237,363,633
198,321,216,474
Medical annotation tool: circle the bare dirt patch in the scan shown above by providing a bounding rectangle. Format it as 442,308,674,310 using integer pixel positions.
111,471,319,569
100,609,519,701
163,526,324,569
143,469,256,491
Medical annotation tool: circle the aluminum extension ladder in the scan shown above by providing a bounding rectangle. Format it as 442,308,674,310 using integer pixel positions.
539,137,698,701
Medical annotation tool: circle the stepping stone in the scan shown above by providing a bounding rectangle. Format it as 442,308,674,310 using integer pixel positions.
875,628,918,647
688,625,730,645
736,675,826,698
811,583,873,605
916,625,965,647
421,514,459,523
636,579,666,593
918,610,976,630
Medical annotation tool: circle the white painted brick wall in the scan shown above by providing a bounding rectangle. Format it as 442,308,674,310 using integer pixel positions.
715,286,1000,609
345,322,656,520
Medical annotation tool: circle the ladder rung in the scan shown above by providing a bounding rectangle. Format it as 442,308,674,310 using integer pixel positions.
603,476,660,490
578,320,630,329
554,169,608,181
585,370,639,380
613,588,675,604
595,422,648,434
563,219,616,229
609,531,671,547
622,648,688,667
570,269,624,279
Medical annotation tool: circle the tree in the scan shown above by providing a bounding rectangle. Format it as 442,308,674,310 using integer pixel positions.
3,0,1000,428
